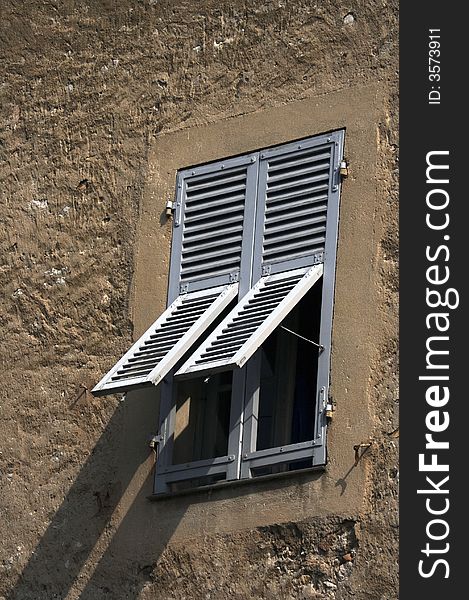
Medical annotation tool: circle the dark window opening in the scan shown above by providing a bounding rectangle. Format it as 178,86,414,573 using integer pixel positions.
256,281,322,452
172,371,233,465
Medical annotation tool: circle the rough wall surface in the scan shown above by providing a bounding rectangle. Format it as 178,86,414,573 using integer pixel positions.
0,1,398,599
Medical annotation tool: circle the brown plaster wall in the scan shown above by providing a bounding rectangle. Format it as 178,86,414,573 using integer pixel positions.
0,1,398,599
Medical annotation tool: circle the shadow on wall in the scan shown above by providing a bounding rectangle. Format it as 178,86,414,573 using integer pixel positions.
6,389,186,600
8,385,344,599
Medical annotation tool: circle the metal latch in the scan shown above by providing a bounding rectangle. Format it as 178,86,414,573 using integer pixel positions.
319,387,334,419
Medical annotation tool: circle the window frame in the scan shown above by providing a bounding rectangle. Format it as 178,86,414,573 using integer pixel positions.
153,130,345,495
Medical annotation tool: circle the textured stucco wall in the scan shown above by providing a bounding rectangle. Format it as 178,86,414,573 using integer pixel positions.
0,2,398,599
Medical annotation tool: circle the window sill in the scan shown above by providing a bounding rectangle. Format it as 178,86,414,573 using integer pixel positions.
147,463,326,501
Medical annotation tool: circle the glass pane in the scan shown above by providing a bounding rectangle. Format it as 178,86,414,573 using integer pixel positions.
256,281,322,452
172,371,232,465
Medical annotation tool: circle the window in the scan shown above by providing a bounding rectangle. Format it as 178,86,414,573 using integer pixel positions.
92,130,345,495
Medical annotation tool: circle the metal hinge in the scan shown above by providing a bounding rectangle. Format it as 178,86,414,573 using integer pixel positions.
174,199,182,226
313,252,324,264
229,271,239,283
339,159,349,178
262,265,271,276
319,386,327,409
165,199,174,218
179,282,189,294
149,434,164,449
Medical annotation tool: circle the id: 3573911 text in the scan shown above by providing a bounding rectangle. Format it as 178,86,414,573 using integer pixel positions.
428,29,441,105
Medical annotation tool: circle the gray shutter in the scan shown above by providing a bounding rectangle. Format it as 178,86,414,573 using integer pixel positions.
253,132,342,279
92,284,238,396
168,153,258,300
175,265,323,378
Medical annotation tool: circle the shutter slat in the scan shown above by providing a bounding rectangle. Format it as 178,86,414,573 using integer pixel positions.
182,213,244,235
263,224,326,246
265,214,327,235
184,204,245,223
209,328,259,347
180,254,242,278
185,193,246,214
92,284,238,395
186,172,246,193
180,244,243,265
186,168,246,190
186,182,246,201
263,237,326,258
129,349,172,361
176,266,323,378
183,234,244,254
267,172,330,194
183,224,244,244
265,204,327,225
111,369,153,381
264,183,329,204
265,193,328,212
267,160,331,183
266,150,331,172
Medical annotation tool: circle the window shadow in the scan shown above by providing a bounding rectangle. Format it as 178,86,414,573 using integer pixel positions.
5,391,185,600
8,385,328,599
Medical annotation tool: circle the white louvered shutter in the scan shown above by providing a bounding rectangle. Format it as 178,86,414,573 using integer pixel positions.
92,285,238,396
175,265,323,378
175,133,343,378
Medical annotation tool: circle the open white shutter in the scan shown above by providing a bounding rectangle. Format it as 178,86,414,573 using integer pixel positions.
175,265,323,378
92,284,238,396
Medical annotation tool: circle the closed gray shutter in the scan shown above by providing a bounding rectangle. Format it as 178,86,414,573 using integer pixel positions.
175,265,323,378
253,133,338,278
168,153,258,300
92,284,238,396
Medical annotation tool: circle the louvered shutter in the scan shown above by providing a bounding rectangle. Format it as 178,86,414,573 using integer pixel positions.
92,155,259,397
175,265,323,378
93,132,344,400
253,133,339,278
92,284,238,396
168,153,258,300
